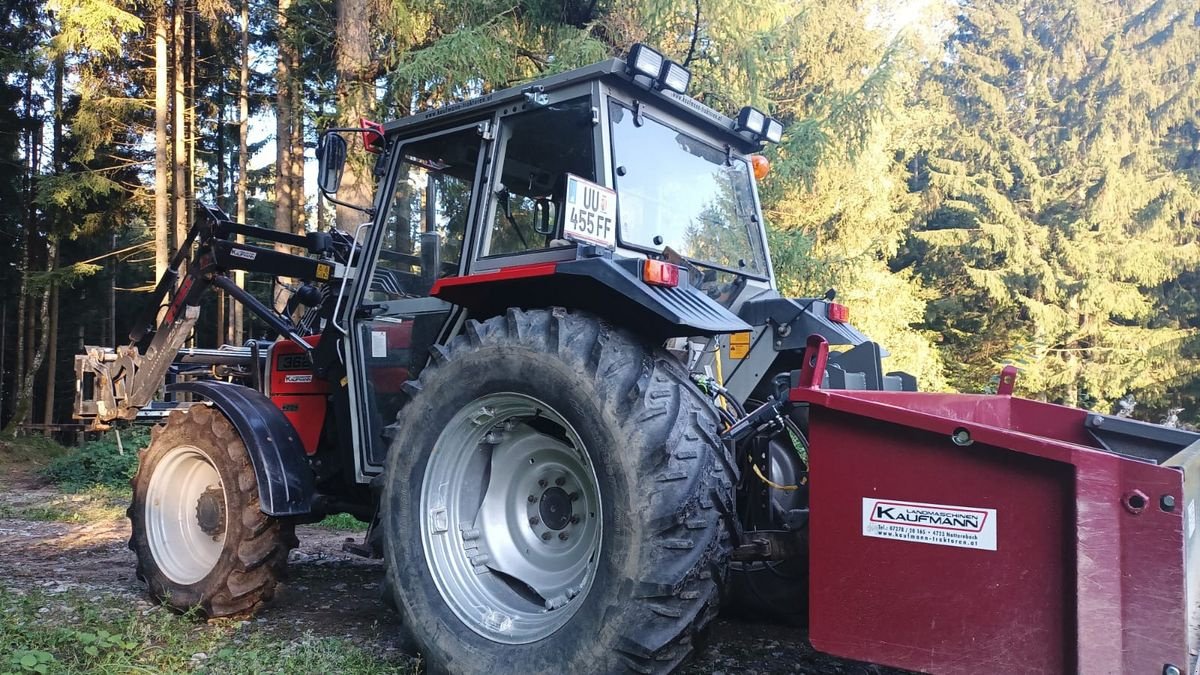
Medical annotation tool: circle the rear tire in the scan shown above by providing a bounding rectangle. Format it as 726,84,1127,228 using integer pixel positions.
383,308,733,674
128,405,296,617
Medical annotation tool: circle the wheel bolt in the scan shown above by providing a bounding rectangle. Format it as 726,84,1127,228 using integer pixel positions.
569,515,580,525
541,532,552,541
527,495,537,503
569,492,580,502
538,479,548,488
529,516,540,526
555,477,565,486
558,532,569,541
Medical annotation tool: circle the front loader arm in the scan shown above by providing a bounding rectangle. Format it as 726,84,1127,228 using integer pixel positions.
75,204,333,429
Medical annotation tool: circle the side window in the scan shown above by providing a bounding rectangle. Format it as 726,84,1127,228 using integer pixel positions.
372,127,482,298
483,96,595,257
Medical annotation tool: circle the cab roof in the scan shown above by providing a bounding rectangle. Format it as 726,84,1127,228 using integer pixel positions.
380,57,764,155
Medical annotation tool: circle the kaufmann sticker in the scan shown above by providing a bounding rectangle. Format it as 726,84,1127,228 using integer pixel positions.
563,174,617,248
863,498,997,551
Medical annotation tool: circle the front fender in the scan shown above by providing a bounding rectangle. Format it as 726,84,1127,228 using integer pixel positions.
167,380,314,516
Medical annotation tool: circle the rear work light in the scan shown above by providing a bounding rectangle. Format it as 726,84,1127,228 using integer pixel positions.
827,302,850,323
643,259,680,287
360,118,385,154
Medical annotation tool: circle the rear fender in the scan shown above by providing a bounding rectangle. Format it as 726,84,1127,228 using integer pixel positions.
432,256,751,341
167,380,314,516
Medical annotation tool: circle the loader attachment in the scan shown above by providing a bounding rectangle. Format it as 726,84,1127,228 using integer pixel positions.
792,335,1199,675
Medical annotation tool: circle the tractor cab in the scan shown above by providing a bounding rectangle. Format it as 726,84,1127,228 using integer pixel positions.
318,44,789,480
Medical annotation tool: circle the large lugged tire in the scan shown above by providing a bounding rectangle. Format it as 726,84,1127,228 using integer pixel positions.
383,308,733,674
128,405,296,617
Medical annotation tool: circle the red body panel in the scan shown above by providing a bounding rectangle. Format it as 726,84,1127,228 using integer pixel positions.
791,383,1196,674
268,336,329,455
429,261,559,297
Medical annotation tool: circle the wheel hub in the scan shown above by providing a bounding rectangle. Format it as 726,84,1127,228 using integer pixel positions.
537,486,572,530
195,486,226,537
144,445,227,585
421,392,603,644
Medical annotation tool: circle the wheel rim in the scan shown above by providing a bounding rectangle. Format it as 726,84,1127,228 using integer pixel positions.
146,445,227,585
420,392,603,644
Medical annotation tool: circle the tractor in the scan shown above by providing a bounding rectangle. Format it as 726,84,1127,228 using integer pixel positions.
75,45,1200,675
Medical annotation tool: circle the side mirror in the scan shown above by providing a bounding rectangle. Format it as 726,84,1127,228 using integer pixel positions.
418,231,441,294
533,198,554,236
317,133,347,194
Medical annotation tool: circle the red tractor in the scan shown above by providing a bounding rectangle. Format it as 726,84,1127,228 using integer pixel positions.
76,45,1199,674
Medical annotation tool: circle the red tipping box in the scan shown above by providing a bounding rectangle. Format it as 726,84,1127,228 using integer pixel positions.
790,342,1198,674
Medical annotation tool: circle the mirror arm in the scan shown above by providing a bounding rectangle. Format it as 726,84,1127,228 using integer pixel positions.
319,190,376,218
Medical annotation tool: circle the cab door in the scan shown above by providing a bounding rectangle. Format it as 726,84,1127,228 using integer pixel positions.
342,121,490,480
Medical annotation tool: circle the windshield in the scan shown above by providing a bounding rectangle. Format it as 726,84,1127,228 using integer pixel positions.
608,100,766,276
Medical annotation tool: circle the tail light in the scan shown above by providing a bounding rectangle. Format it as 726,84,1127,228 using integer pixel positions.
360,118,385,154
827,302,850,323
643,259,680,287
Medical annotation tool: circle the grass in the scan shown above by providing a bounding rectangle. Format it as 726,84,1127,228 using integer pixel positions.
0,485,129,524
315,513,370,532
0,434,67,468
0,588,417,674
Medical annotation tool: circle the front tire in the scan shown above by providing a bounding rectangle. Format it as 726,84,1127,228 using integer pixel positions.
383,308,733,673
128,405,296,617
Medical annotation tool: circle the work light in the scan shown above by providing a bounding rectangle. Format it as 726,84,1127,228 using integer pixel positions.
736,106,767,136
658,60,691,94
764,118,784,143
627,44,664,80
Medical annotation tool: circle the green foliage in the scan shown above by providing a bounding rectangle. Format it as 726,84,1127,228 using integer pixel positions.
316,513,370,532
44,0,143,56
40,428,147,491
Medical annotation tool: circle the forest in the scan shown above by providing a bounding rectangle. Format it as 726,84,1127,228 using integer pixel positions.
2,0,1199,434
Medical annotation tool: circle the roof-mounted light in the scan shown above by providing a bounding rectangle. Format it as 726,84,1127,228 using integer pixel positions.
658,60,691,95
736,107,767,136
736,107,784,144
627,44,664,81
764,118,784,144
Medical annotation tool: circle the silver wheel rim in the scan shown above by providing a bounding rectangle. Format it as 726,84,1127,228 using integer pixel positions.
146,445,227,585
420,392,603,644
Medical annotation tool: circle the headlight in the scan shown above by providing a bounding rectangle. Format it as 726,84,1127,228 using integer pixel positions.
627,44,664,80
658,60,691,94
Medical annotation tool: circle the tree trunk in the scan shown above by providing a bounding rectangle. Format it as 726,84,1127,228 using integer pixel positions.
173,0,187,257
41,268,59,434
334,0,375,231
275,0,294,236
186,0,196,242
217,82,227,212
232,0,250,346
43,54,65,435
5,241,57,437
290,81,304,234
273,0,296,311
155,2,170,281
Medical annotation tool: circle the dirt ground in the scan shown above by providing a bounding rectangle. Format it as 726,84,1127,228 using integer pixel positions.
0,472,893,674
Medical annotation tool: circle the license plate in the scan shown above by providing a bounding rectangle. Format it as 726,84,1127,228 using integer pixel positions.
563,174,617,249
